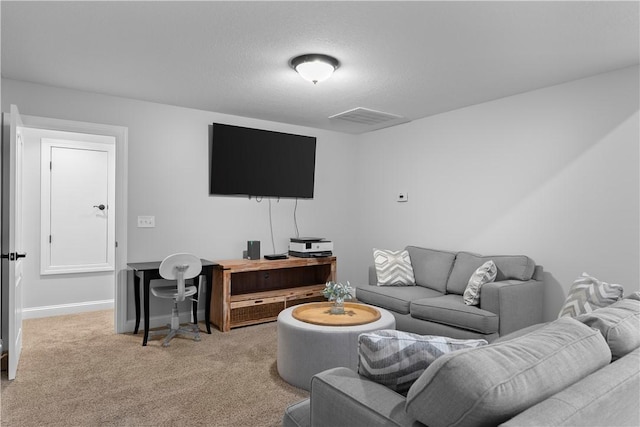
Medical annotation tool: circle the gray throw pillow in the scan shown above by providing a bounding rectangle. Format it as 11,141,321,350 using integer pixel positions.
373,248,416,286
358,329,487,393
558,272,623,318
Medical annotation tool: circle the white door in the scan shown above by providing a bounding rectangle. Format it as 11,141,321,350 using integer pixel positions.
40,139,115,275
3,105,26,380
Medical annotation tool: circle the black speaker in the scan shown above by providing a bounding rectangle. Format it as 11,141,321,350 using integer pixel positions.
247,241,261,260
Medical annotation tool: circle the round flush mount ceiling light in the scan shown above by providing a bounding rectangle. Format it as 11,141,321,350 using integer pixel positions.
290,54,340,84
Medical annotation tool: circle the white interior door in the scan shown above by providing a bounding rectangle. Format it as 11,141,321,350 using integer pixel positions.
40,139,115,274
4,105,26,380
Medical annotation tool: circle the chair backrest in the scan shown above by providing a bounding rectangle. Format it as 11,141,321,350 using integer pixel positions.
159,253,202,302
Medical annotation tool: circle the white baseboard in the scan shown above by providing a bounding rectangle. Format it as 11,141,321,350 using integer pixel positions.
23,299,115,319
123,309,207,334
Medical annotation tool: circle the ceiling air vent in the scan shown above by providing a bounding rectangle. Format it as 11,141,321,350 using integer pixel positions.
329,107,403,125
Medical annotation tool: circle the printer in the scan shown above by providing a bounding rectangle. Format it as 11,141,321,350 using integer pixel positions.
288,237,333,258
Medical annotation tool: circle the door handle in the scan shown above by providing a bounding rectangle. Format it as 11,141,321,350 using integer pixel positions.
1,252,26,261
93,204,106,211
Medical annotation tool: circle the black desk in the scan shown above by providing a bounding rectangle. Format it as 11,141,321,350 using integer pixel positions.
128,259,216,346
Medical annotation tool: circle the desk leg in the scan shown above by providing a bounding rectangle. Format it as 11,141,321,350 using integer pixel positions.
133,273,141,334
192,277,199,325
204,268,212,334
143,275,151,346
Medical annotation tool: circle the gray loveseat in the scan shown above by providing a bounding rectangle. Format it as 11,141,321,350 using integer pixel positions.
283,296,640,426
356,246,544,342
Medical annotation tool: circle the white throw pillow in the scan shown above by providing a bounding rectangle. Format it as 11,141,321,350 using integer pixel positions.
558,272,623,318
373,248,416,286
463,260,497,306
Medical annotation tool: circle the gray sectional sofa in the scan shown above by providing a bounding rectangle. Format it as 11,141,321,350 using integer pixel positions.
356,246,544,341
282,296,640,426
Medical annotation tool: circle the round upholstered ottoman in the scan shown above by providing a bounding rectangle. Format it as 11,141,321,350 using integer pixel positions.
277,302,395,390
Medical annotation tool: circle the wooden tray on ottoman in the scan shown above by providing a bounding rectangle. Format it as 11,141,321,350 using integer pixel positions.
292,302,381,326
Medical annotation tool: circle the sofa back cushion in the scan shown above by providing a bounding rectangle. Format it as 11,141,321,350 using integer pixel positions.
405,246,456,293
446,252,536,295
576,297,640,361
500,348,640,427
405,317,611,427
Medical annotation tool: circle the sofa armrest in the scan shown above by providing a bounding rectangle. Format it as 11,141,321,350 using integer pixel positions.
480,274,544,336
310,367,423,427
369,265,377,286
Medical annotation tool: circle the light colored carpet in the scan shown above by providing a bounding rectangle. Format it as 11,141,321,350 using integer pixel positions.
1,310,308,426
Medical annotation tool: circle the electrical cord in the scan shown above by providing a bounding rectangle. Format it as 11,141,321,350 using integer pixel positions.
269,198,276,254
258,196,298,255
293,198,300,239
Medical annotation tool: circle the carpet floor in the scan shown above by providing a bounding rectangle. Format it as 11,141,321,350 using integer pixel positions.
1,310,308,426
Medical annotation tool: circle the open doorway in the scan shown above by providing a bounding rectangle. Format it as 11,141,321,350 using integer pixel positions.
22,128,117,318
3,111,128,372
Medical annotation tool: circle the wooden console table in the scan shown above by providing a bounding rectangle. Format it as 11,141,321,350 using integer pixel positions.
210,256,336,332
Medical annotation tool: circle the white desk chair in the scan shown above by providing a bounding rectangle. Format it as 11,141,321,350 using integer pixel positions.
149,253,202,347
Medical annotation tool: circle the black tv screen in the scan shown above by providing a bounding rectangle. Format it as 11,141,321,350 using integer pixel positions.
209,123,316,199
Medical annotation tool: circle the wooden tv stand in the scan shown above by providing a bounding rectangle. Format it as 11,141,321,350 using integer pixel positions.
209,256,337,332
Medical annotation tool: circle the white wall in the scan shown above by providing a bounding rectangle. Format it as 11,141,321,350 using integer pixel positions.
3,65,638,325
352,66,640,321
2,79,358,325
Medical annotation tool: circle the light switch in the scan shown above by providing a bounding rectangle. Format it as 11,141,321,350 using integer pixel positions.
137,216,155,228
397,192,408,202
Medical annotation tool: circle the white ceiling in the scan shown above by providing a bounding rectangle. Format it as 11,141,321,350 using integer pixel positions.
2,1,639,134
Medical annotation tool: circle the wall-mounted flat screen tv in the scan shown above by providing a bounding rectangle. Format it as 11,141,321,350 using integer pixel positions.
209,123,317,199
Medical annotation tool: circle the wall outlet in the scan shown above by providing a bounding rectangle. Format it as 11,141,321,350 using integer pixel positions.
397,192,409,202
137,215,155,228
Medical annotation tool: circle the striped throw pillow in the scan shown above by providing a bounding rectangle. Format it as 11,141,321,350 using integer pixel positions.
373,248,416,286
358,330,488,393
558,272,623,318
463,260,497,306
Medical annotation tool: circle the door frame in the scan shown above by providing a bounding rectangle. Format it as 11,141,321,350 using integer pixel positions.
17,114,128,333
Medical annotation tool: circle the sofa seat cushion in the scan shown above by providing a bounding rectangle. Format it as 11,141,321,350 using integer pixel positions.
356,285,443,315
405,317,612,427
405,246,456,293
410,294,499,334
447,252,535,295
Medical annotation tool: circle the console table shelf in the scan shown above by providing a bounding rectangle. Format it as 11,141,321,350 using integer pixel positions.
210,256,337,332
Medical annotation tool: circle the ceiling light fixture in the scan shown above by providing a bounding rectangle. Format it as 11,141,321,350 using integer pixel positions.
290,54,340,85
